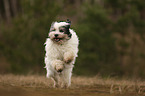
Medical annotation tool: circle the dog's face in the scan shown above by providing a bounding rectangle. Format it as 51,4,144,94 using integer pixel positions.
48,20,72,44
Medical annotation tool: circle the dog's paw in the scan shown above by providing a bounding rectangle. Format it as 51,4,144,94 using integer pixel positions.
55,64,64,73
64,52,74,64
52,60,64,72
61,83,70,89
53,83,59,88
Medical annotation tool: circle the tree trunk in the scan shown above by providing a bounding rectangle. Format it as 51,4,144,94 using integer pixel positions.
0,12,2,22
11,0,18,17
4,0,11,23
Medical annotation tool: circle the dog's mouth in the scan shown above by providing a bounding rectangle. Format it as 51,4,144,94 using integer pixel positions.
53,38,63,42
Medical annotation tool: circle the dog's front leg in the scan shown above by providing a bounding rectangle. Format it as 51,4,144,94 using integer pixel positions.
52,60,64,72
64,51,75,64
61,68,72,88
51,75,59,88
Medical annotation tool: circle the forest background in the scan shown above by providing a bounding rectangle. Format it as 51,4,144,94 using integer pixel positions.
0,0,145,78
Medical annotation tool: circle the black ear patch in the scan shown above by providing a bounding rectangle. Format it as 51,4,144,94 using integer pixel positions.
68,33,72,38
59,25,72,38
66,19,72,38
66,19,71,24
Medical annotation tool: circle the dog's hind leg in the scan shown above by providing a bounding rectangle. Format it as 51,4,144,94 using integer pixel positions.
46,69,59,88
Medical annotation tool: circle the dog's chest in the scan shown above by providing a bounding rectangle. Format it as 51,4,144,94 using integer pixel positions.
47,43,69,60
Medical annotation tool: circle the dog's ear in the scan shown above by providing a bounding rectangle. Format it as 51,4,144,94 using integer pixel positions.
66,19,71,25
68,33,72,38
50,22,55,28
49,22,55,32
66,19,71,30
65,25,72,38
48,22,55,38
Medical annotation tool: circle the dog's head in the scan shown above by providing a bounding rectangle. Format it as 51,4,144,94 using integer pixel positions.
48,19,72,44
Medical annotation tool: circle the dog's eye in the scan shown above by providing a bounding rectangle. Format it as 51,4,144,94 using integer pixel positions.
60,29,64,32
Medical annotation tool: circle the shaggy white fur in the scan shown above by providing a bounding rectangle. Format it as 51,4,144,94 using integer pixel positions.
44,21,79,88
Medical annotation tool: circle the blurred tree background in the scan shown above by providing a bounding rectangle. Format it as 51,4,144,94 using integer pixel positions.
0,0,145,78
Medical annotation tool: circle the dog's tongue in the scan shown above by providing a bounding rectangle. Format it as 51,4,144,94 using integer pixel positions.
55,38,60,42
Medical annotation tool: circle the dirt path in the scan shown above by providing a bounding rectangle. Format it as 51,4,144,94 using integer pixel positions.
0,75,144,96
0,85,137,96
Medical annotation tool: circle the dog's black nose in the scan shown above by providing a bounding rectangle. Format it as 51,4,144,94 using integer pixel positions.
55,34,59,37
57,69,62,73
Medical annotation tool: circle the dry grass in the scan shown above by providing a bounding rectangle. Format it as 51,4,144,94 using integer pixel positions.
0,74,145,95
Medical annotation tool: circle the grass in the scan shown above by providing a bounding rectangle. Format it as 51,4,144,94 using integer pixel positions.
0,74,145,95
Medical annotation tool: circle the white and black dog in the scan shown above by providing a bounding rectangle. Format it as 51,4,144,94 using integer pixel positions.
44,19,79,88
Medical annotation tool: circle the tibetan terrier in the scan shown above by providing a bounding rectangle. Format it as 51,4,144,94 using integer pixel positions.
44,19,79,88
